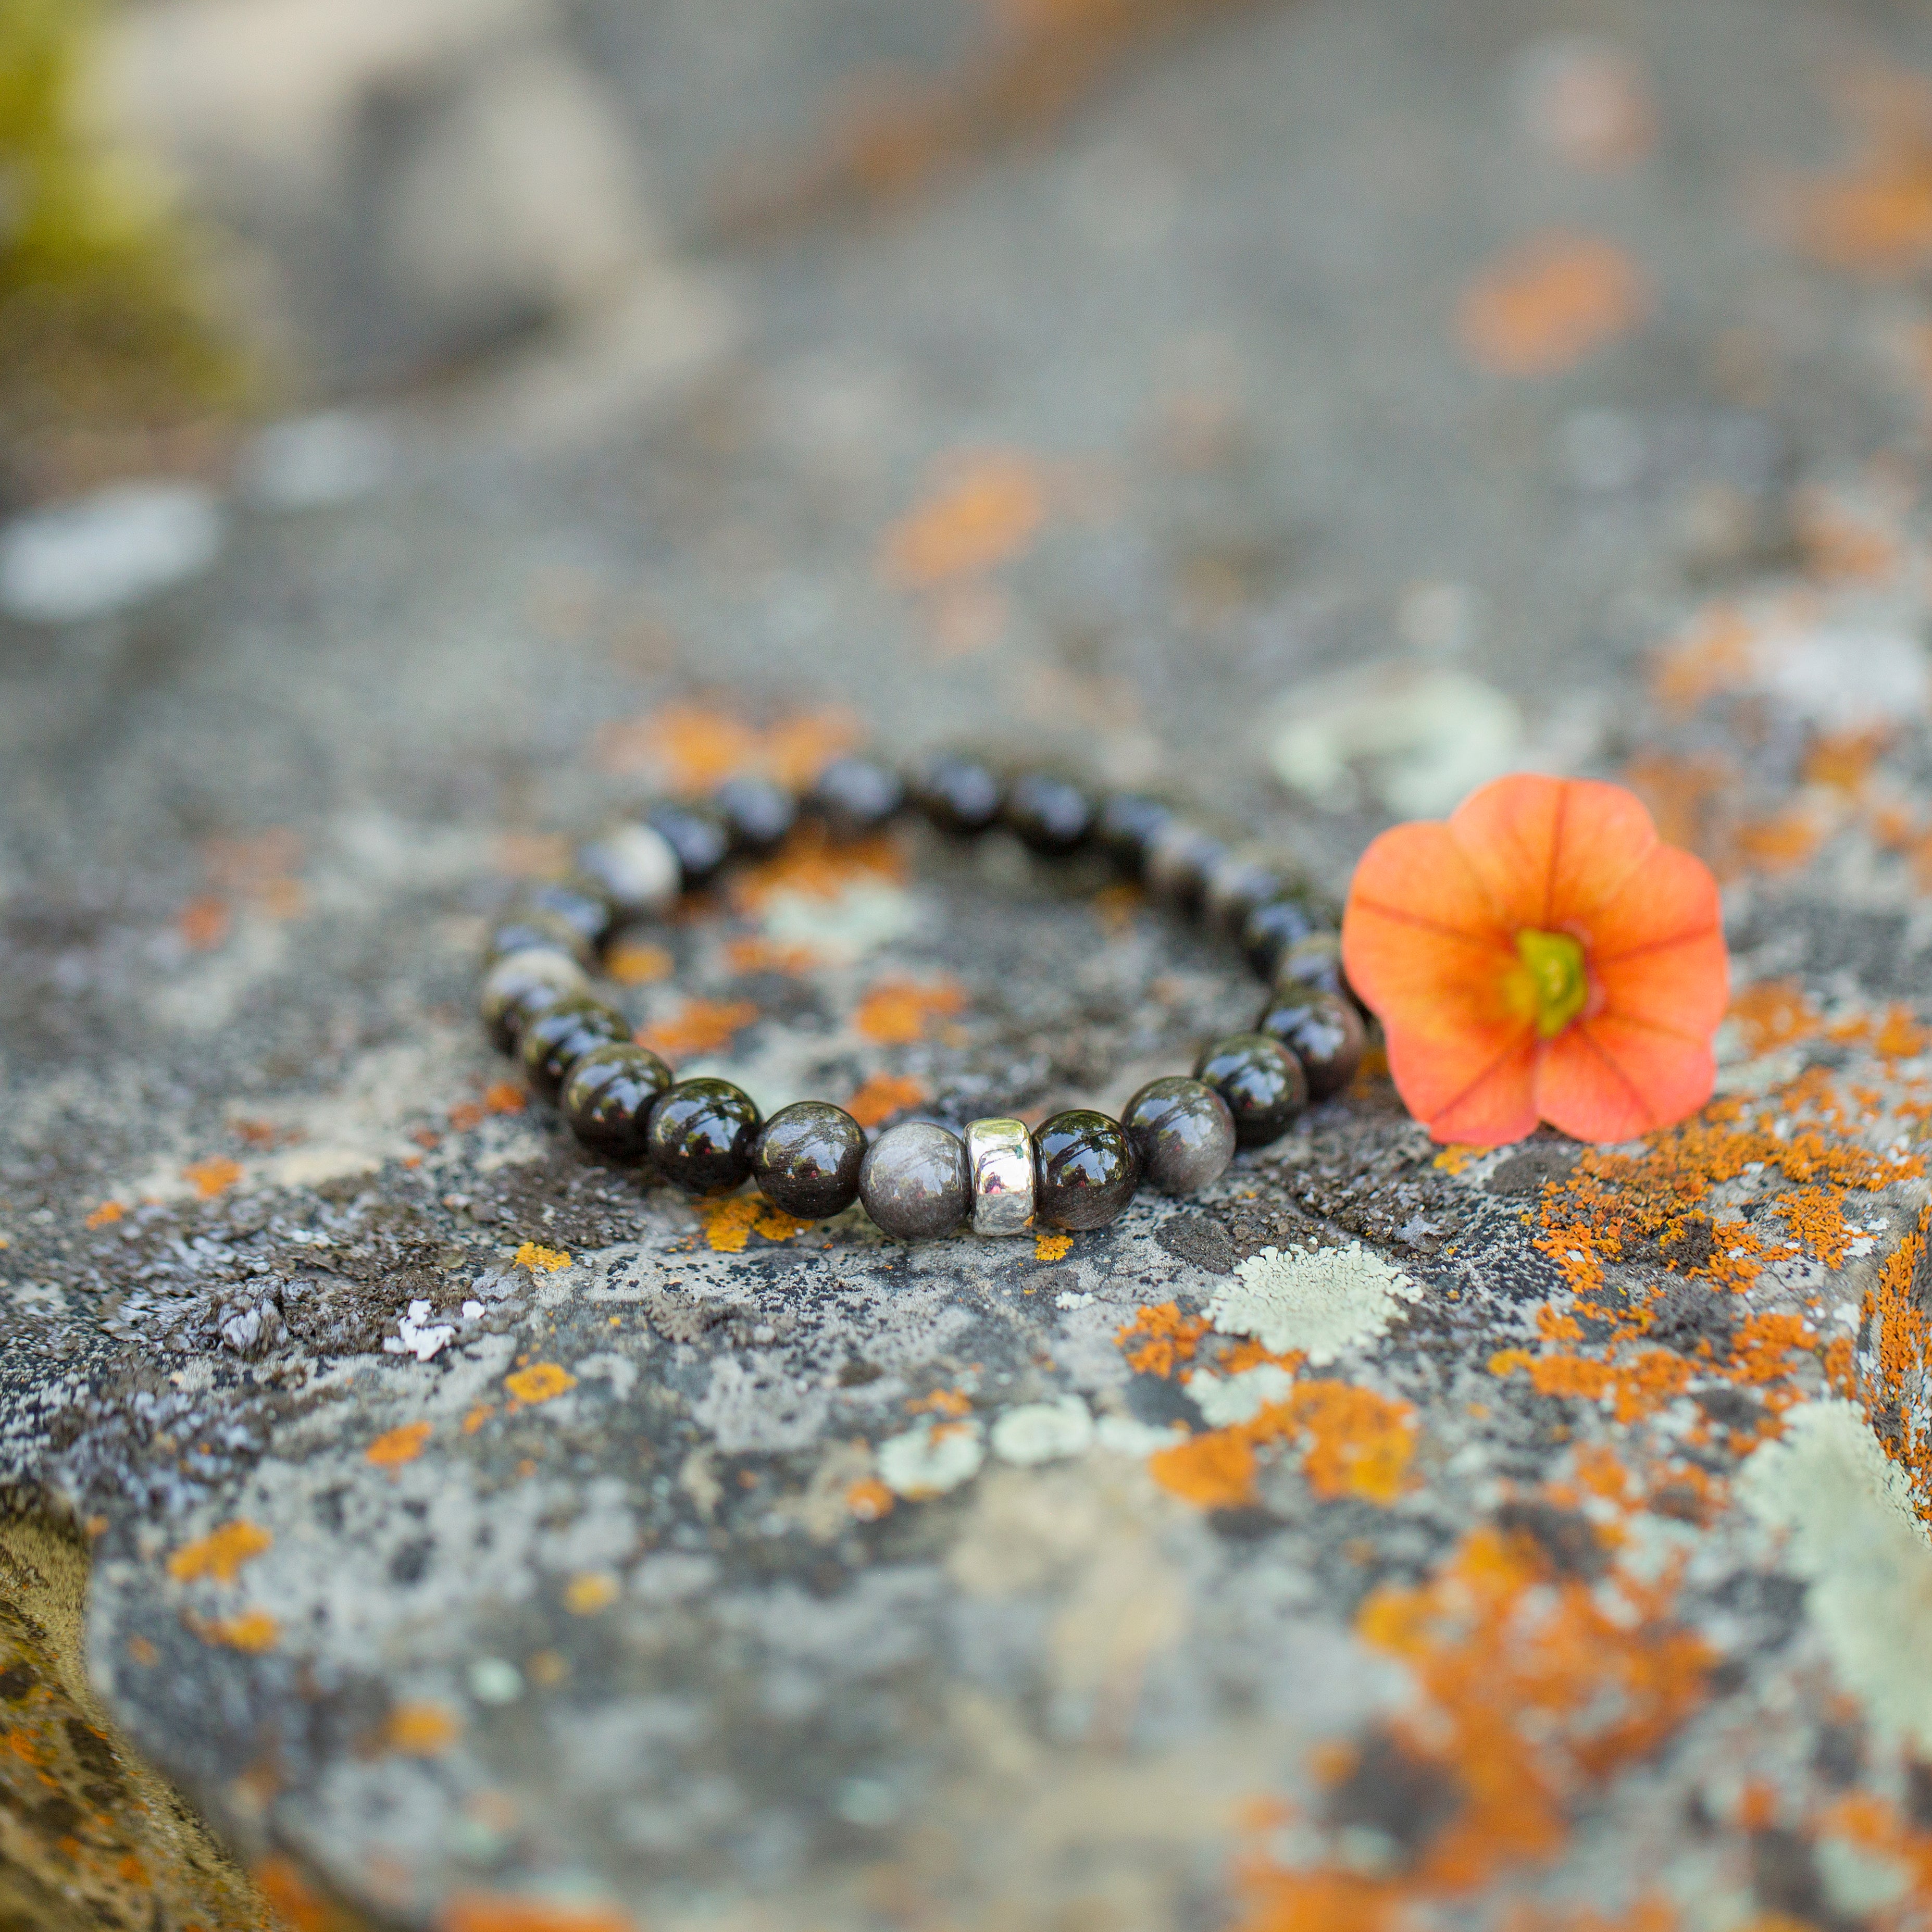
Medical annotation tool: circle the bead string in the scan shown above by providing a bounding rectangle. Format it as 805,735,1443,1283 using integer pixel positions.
477,753,1370,1240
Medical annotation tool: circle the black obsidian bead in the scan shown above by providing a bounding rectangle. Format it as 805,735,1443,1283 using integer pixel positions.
1121,1077,1237,1194
1194,1032,1308,1146
1032,1110,1139,1229
751,1101,865,1219
714,775,796,857
1096,792,1177,878
526,879,616,952
807,756,906,839
563,1043,674,1162
519,996,632,1102
647,1078,762,1195
909,752,1005,836
647,802,732,890
859,1121,970,1237
1241,893,1323,980
1256,985,1365,1101
480,948,590,1053
1274,931,1368,1018
484,906,595,969
1001,771,1096,857
1145,818,1231,916
1205,847,1301,938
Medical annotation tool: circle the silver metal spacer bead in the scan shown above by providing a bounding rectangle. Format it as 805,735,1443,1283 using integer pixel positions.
965,1117,1035,1237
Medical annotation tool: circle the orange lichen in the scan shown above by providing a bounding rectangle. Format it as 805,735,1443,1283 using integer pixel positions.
1456,232,1649,377
440,1893,637,1932
483,1081,526,1115
181,1156,242,1199
504,1364,577,1405
845,1072,928,1128
514,1243,572,1273
1789,72,1932,276
563,1574,619,1616
846,1477,894,1522
84,1200,124,1228
722,936,818,975
1034,1231,1073,1260
386,1703,462,1756
878,449,1048,588
604,940,672,986
365,1421,432,1470
592,705,859,792
729,824,908,910
695,1195,811,1250
166,1519,271,1585
635,996,760,1059
1731,806,1827,875
1117,1302,1211,1377
906,1388,974,1418
854,976,966,1043
1237,1520,1711,1928
1150,1385,1418,1510
1728,979,1822,1057
177,893,231,950
191,1609,279,1653
1804,725,1892,794
1859,1201,1932,1517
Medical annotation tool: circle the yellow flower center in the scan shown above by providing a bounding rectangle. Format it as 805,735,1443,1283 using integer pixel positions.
1511,928,1589,1039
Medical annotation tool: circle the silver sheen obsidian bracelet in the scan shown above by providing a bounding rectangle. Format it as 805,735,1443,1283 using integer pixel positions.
476,753,1369,1240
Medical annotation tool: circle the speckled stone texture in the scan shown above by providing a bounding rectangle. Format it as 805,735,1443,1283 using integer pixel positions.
15,0,1932,1927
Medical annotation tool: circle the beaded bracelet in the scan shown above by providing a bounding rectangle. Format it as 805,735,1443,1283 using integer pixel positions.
475,753,1370,1241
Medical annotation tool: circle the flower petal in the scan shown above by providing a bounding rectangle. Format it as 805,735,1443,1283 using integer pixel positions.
1535,1014,1717,1142
1589,846,1729,1019
1343,823,1515,1035
1449,774,1659,932
1385,1021,1540,1146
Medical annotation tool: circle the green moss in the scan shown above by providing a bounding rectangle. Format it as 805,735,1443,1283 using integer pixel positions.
0,0,251,497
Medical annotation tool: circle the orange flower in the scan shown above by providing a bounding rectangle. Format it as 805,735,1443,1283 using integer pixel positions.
1341,774,1728,1146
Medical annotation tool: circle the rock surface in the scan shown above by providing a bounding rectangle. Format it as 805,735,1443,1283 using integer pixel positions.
12,0,1932,1927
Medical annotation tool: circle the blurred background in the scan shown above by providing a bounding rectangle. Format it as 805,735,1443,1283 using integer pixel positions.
9,0,1932,894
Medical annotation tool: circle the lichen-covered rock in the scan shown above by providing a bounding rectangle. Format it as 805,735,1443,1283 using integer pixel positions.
13,0,1932,1926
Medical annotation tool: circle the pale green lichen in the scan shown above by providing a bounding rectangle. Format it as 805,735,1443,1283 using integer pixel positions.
1208,1242,1421,1364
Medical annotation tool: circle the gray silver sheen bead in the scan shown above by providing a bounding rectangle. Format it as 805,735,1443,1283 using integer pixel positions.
859,1122,970,1238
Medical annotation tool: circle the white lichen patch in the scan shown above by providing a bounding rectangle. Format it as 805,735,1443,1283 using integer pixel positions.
1739,1400,1932,1752
877,1417,986,1498
990,1397,1094,1466
1208,1242,1421,1364
1189,1360,1297,1427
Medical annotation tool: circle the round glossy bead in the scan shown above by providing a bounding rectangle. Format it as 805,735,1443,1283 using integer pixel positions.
909,752,1004,836
966,1117,1036,1236
1193,1033,1308,1146
526,879,615,952
714,775,796,857
752,1102,865,1219
1120,1077,1236,1194
1275,931,1369,1018
577,822,681,917
1002,772,1095,856
1096,792,1176,878
563,1043,674,1162
648,1078,761,1196
519,997,632,1102
1241,893,1322,980
484,906,595,969
859,1121,970,1238
1256,985,1365,1101
1205,846,1299,937
1033,1110,1139,1229
1145,818,1230,915
480,948,590,1053
647,802,732,890
808,756,905,839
